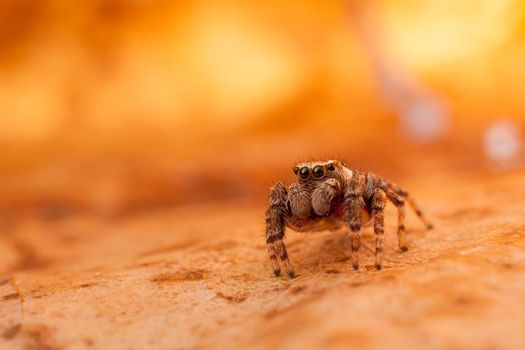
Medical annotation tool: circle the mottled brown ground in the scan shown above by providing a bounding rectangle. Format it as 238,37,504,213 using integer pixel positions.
1,171,525,350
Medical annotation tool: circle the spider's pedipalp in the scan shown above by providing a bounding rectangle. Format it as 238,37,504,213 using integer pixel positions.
311,178,341,216
288,183,311,219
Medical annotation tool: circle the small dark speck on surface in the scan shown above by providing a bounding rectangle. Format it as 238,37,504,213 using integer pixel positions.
84,337,95,347
215,291,248,303
2,293,19,301
455,297,472,306
151,270,206,283
290,285,306,294
2,323,21,339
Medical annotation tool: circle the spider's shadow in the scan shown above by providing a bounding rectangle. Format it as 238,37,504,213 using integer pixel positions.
290,229,376,271
290,225,423,272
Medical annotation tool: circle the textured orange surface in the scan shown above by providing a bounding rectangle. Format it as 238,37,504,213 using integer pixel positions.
1,171,524,349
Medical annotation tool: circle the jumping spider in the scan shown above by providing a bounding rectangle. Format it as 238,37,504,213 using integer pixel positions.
265,160,433,278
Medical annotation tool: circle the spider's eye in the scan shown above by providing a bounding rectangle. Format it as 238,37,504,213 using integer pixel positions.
312,165,324,178
299,167,310,179
293,167,299,175
327,163,336,171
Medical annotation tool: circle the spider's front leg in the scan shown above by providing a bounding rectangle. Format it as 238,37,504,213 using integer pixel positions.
344,174,366,270
265,182,295,278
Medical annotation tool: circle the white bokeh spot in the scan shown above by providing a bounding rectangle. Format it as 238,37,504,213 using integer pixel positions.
484,120,521,162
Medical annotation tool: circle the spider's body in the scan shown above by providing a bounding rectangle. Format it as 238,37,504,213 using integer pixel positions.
265,160,433,278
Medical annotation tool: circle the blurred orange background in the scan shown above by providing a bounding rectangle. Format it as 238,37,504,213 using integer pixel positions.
1,0,524,218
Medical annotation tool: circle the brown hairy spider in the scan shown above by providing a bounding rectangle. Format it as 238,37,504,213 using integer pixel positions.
265,160,433,278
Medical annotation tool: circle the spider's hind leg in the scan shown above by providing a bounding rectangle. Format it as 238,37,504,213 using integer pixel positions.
371,188,387,270
387,182,433,230
386,190,408,252
406,196,433,230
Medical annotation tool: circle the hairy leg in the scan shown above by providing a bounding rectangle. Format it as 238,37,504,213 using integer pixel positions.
266,182,295,278
387,181,433,230
345,174,366,270
350,225,362,270
372,188,387,270
405,196,433,229
311,178,341,216
386,190,408,251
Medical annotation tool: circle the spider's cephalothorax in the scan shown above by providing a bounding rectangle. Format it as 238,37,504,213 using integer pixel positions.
265,160,433,278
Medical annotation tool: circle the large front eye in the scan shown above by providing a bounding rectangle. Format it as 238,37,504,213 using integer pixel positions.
299,167,310,179
312,165,324,178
